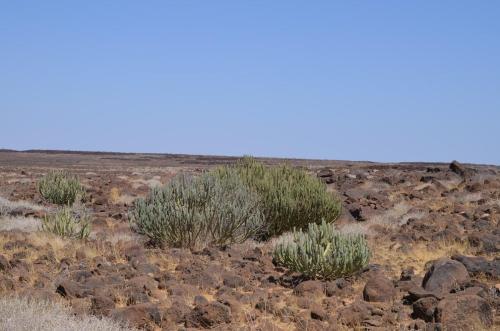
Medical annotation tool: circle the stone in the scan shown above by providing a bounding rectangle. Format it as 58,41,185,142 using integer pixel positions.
468,233,500,253
449,160,467,178
422,258,469,295
347,203,368,221
400,267,415,281
71,270,93,283
0,254,10,271
293,280,324,296
111,303,162,329
91,293,115,316
165,301,191,324
255,298,277,314
222,274,245,288
337,300,374,327
126,275,158,293
406,286,442,303
310,306,327,321
412,297,438,322
452,254,500,278
363,273,396,302
325,278,348,297
436,294,493,330
194,295,209,307
317,168,334,184
185,301,232,328
242,247,263,261
56,280,89,299
0,275,15,291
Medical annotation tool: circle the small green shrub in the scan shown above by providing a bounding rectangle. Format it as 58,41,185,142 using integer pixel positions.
42,207,91,239
131,171,264,249
216,157,341,238
273,220,370,279
38,171,84,205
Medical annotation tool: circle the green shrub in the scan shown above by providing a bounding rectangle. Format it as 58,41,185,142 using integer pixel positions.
38,171,84,205
216,157,341,238
42,207,91,239
273,220,370,279
130,171,264,249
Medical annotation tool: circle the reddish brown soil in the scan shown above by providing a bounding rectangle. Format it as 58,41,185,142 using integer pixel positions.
0,150,498,330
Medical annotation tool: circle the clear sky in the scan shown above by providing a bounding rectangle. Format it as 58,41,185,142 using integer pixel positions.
1,1,499,164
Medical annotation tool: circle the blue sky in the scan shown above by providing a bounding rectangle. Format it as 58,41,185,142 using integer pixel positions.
1,1,499,164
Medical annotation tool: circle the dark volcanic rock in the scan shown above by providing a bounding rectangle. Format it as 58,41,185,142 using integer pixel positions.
91,293,115,316
165,300,191,324
422,258,470,295
435,293,493,330
452,254,500,278
56,280,90,299
406,286,443,303
449,160,467,178
111,303,162,329
186,301,232,328
317,168,334,184
222,273,245,288
293,280,324,296
412,297,438,322
468,232,500,253
363,273,396,302
0,254,10,271
337,300,374,327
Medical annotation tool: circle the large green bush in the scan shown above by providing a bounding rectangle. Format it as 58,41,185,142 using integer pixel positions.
38,171,84,205
42,207,91,240
216,157,341,238
130,171,264,249
273,220,370,279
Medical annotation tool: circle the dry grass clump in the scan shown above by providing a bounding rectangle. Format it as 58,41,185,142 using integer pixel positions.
0,216,40,232
337,201,427,236
0,197,46,217
0,196,46,233
109,187,121,204
108,187,136,205
371,239,472,277
0,296,135,331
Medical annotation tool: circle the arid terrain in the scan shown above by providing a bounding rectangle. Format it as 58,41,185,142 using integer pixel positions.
0,150,498,330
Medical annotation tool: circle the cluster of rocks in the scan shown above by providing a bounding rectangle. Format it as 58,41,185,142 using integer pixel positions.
1,228,497,330
0,155,498,330
360,257,498,330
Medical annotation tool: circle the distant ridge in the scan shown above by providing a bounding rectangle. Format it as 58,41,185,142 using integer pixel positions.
0,148,497,167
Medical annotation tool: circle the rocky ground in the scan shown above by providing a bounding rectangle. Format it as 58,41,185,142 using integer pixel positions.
0,150,498,330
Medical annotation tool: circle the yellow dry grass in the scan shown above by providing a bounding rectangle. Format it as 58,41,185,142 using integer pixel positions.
370,238,472,277
0,231,130,266
108,187,136,205
109,187,121,204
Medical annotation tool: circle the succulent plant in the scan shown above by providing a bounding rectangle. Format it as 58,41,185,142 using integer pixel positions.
273,220,370,279
42,207,91,240
131,171,264,249
38,171,85,205
216,157,342,238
